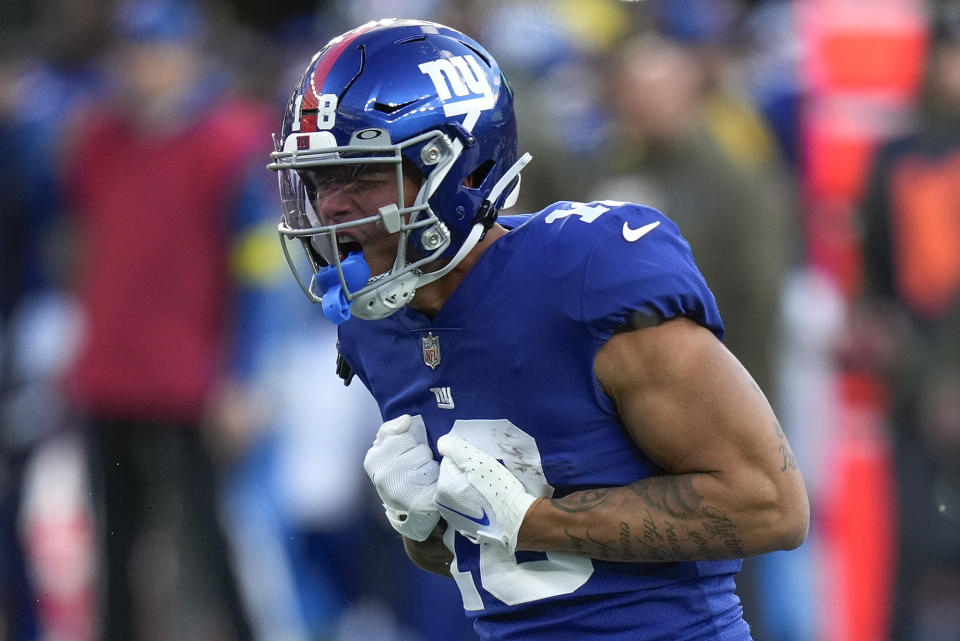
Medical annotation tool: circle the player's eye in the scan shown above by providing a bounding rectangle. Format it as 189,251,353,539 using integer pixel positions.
346,176,389,193
299,165,391,197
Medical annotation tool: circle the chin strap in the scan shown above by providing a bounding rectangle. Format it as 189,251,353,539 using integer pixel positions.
417,152,533,289
494,152,533,206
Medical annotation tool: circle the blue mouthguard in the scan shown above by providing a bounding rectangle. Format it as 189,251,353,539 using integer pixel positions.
311,251,371,325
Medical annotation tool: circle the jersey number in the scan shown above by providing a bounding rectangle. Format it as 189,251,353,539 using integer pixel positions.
543,200,628,224
438,418,594,610
292,92,338,131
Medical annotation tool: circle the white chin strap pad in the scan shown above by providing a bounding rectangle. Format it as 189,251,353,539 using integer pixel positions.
350,271,420,320
501,174,521,209
492,152,532,210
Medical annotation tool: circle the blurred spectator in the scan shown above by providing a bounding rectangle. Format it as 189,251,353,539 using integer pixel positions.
859,9,960,329
1,74,43,641
221,307,472,641
59,0,279,638
856,5,960,639
737,0,803,168
1,1,106,634
891,298,960,641
593,31,795,400
652,0,787,176
467,0,633,208
590,30,799,641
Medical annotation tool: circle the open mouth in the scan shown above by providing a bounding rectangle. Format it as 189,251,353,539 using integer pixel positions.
336,236,362,262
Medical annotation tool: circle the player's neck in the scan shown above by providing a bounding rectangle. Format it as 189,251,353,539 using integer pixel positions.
409,223,508,318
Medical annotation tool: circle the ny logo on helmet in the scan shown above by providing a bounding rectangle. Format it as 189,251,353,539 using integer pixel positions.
418,54,494,117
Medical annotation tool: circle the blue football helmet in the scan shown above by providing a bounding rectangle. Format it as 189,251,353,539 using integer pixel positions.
268,18,530,324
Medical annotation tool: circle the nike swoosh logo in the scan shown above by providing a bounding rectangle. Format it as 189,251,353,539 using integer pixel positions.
622,220,661,242
436,502,491,526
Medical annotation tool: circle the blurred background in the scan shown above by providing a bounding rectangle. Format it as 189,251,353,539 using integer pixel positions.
1,0,959,640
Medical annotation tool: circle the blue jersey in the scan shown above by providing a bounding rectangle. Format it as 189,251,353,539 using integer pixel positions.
338,201,753,641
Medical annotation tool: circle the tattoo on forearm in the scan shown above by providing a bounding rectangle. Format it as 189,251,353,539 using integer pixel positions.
586,529,618,560
664,520,682,557
627,475,703,518
702,506,745,556
560,504,745,562
551,488,615,513
552,475,751,561
619,522,635,560
634,510,671,561
564,528,588,555
681,523,712,558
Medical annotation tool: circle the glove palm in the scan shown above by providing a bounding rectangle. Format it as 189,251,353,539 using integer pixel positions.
363,414,440,541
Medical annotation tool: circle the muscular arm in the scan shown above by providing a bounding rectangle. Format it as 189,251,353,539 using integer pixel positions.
403,523,453,577
517,316,809,561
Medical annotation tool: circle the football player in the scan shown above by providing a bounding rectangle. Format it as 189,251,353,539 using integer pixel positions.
268,18,809,641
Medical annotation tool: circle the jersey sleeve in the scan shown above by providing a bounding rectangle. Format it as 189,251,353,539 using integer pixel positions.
575,202,724,340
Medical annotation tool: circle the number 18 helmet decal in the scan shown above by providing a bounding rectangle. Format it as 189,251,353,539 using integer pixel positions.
268,18,531,324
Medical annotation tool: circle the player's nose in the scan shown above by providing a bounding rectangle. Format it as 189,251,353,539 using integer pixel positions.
314,187,356,225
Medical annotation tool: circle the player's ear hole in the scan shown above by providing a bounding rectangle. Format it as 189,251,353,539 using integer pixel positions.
462,160,495,189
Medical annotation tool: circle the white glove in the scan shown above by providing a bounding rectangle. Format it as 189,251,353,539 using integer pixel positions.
363,414,440,542
435,433,537,554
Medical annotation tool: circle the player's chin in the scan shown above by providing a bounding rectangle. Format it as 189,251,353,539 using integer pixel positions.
364,238,405,270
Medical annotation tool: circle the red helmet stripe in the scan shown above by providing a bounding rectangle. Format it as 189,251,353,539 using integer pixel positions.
302,21,385,112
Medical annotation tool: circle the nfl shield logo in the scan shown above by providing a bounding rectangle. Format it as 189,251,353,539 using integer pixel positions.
421,332,441,369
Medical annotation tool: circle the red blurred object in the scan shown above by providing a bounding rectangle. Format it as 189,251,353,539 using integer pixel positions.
799,0,928,297
819,374,896,641
21,435,96,641
798,2,928,641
